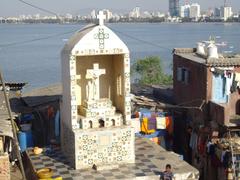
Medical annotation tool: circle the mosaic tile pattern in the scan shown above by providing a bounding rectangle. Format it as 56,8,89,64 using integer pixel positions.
78,113,123,129
28,138,164,180
74,48,125,56
74,126,135,169
94,28,109,50
78,98,124,129
62,25,134,171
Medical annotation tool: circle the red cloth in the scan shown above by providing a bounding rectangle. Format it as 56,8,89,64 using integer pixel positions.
197,136,206,155
166,116,173,135
47,106,54,119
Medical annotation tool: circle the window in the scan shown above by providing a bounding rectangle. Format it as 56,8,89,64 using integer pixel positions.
177,67,190,84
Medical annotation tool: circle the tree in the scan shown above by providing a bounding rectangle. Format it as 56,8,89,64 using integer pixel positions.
131,56,172,85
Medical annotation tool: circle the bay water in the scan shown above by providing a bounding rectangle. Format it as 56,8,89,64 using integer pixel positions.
0,23,239,90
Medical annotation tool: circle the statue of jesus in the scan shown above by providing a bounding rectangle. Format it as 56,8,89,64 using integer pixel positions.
86,63,106,101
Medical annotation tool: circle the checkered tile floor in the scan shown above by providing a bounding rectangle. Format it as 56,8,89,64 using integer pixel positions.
28,137,165,180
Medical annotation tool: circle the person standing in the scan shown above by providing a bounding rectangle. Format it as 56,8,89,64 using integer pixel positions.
161,164,174,180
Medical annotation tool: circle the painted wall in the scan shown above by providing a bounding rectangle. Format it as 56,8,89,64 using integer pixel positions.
211,73,228,103
209,67,240,125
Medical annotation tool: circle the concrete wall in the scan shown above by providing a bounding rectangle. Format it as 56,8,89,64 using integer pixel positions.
75,54,126,114
76,55,114,105
173,54,208,105
208,67,240,125
174,53,240,126
209,101,228,125
61,52,72,129
113,55,125,113
61,122,76,167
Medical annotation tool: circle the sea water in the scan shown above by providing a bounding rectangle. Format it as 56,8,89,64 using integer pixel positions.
0,23,239,90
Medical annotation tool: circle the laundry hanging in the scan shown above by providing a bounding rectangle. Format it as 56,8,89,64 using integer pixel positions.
156,117,166,129
225,72,233,96
235,72,240,82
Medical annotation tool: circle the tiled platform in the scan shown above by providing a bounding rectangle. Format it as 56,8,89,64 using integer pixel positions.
28,137,199,180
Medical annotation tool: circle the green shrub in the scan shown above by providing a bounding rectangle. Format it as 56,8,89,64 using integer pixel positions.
131,56,172,85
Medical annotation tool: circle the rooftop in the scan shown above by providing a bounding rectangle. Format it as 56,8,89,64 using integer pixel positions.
27,137,199,179
0,82,27,137
173,48,240,67
22,83,62,107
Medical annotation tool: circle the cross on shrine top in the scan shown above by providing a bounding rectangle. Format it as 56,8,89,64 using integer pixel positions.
97,11,106,26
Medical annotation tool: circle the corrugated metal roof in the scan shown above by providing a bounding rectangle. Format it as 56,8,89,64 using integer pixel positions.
0,92,13,137
22,83,62,107
0,82,27,91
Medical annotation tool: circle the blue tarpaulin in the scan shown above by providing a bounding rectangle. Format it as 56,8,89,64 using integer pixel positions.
136,129,167,138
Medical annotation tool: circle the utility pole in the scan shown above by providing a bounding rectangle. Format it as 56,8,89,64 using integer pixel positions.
0,70,26,180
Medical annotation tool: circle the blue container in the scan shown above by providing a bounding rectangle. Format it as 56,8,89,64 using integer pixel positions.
18,131,33,152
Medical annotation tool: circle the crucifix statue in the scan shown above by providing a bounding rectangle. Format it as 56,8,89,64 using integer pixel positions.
97,10,106,26
86,63,106,101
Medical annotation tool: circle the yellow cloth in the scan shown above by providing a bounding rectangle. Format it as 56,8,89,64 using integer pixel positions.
141,117,155,134
141,117,148,133
235,73,240,82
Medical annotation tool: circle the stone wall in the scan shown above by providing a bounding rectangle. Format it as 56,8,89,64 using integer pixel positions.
0,154,10,180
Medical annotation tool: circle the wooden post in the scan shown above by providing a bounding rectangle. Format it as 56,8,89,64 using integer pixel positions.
0,70,26,180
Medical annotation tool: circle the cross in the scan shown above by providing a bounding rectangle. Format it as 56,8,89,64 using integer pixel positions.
97,11,106,26
94,28,109,49
86,63,106,101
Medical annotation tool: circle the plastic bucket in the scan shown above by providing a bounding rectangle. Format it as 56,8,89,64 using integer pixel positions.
18,131,33,152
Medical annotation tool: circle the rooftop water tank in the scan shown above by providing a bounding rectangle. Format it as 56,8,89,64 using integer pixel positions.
196,42,205,55
207,43,219,59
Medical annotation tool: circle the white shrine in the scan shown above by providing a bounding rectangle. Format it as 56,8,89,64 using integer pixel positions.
60,11,135,169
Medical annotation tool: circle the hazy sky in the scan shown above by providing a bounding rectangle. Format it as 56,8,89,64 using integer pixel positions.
1,0,239,16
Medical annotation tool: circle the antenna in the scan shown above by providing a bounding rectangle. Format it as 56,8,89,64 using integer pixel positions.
202,36,227,47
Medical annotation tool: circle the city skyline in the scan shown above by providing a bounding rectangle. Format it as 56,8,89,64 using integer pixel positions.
1,0,240,16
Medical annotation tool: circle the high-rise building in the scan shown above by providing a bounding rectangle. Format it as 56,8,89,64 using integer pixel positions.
179,3,200,19
102,9,113,21
90,10,96,19
220,6,233,21
214,8,221,18
169,0,180,17
179,4,190,18
129,7,141,18
190,3,201,19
